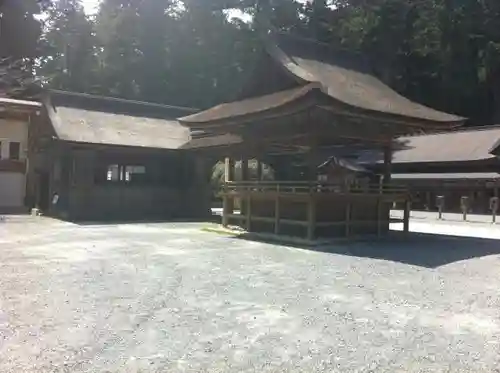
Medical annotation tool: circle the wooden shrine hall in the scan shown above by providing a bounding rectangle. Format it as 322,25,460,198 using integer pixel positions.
363,126,500,214
180,32,465,241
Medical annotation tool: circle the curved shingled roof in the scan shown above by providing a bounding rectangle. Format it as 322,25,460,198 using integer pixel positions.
46,90,194,149
180,33,464,126
268,33,464,124
391,126,500,163
180,84,319,124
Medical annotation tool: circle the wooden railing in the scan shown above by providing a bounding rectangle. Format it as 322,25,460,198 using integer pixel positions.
220,180,412,240
221,180,408,196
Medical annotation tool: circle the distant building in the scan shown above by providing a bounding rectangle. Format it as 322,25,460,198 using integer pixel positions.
27,90,211,221
0,97,41,213
178,32,464,240
362,126,500,214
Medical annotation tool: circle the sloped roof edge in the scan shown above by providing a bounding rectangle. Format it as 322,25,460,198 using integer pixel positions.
50,90,196,113
388,125,500,164
43,92,192,150
393,172,500,180
179,83,321,125
0,97,41,109
264,32,465,125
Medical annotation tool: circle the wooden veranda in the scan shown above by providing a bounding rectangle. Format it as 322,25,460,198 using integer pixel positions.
221,180,411,241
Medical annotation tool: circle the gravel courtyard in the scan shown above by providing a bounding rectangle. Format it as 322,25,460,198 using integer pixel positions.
1,216,500,372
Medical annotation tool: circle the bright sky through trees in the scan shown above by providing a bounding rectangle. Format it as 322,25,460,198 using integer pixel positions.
81,0,99,14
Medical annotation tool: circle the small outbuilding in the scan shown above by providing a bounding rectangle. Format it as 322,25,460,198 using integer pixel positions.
362,126,500,213
0,97,41,213
28,90,211,221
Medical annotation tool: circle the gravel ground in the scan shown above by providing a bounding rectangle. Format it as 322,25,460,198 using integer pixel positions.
1,216,500,372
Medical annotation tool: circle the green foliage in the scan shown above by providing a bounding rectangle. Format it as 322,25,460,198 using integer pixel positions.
35,0,500,123
320,0,500,123
211,160,275,190
39,0,97,92
0,0,48,97
39,0,264,107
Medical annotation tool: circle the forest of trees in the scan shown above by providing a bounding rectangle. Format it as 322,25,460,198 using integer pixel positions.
2,0,500,124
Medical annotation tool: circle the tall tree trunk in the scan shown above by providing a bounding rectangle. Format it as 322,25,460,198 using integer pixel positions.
490,68,500,123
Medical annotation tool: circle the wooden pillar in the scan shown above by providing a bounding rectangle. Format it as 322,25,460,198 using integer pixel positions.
256,159,263,181
245,195,252,231
403,199,411,234
469,190,474,214
306,136,317,240
222,195,229,227
240,159,249,214
437,196,444,220
379,143,392,236
383,143,392,189
376,198,383,237
224,157,235,183
223,157,235,226
307,196,316,241
461,195,469,221
241,159,249,181
345,202,351,237
274,196,280,235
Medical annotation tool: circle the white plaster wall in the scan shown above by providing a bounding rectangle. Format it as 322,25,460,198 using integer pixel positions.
0,119,29,208
0,172,24,207
0,119,28,159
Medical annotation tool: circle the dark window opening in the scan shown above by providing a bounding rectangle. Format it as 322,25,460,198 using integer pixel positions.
9,142,20,160
124,165,146,183
97,164,151,185
94,156,187,187
106,164,120,182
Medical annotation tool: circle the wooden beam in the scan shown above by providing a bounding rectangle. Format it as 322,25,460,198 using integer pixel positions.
224,157,235,183
274,195,280,235
269,131,391,147
317,104,461,130
307,197,316,240
383,144,392,187
403,199,411,234
222,194,229,227
188,120,395,159
240,159,249,214
246,195,252,231
239,121,393,147
224,157,235,217
241,159,249,181
345,202,351,237
376,198,383,237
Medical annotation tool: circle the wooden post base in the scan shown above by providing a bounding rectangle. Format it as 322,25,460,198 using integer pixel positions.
403,200,411,234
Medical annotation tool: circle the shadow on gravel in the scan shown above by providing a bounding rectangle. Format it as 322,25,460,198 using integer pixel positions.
233,232,500,268
73,214,220,226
